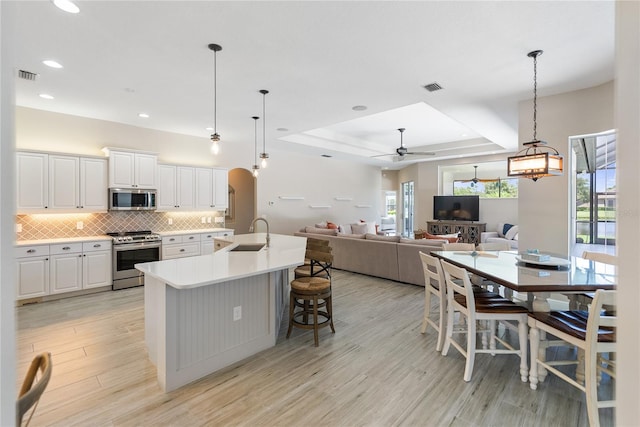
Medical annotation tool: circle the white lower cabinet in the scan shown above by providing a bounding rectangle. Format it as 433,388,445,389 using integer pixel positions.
162,234,201,260
16,245,50,299
15,239,112,300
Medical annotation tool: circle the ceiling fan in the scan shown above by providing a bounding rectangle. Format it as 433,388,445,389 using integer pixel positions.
460,165,495,186
371,128,435,160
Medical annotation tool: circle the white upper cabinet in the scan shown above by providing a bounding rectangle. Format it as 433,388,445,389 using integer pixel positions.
195,167,228,211
157,165,195,211
16,152,48,210
17,152,107,213
106,149,157,189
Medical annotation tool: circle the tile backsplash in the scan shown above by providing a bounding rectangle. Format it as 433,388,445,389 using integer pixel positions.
16,211,227,241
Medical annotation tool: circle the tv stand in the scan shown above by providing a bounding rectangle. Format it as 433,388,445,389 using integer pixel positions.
427,221,486,245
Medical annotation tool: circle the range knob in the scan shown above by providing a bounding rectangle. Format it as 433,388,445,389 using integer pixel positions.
126,236,133,241
116,237,124,242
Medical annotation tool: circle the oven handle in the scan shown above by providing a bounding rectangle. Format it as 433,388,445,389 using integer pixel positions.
113,241,161,252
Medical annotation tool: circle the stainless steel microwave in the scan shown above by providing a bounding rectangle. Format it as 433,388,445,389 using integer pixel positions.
108,188,157,211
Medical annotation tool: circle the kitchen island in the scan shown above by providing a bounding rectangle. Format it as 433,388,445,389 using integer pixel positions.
136,233,306,392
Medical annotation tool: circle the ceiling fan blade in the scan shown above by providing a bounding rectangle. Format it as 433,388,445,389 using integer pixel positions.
405,151,436,156
370,153,396,158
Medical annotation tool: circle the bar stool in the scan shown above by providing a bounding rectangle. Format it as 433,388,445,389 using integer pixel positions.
287,240,334,346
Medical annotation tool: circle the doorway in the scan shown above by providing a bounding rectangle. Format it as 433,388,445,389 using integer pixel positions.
570,131,616,254
401,181,414,237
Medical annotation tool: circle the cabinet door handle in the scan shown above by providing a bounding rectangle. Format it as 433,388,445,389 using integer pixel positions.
188,236,194,240
169,238,175,242
206,235,212,238
180,249,185,252
79,254,83,258
27,249,36,253
63,246,71,250
93,244,101,248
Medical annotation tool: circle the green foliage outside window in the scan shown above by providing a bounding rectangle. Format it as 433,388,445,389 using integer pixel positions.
453,178,518,198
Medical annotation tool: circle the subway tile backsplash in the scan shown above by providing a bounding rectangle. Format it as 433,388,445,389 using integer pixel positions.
16,211,227,241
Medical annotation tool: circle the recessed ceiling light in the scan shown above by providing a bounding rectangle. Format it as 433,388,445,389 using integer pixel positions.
205,127,214,131
124,88,135,93
42,60,63,69
39,93,54,100
276,127,289,132
461,133,468,137
352,105,367,111
52,0,79,13
138,113,149,118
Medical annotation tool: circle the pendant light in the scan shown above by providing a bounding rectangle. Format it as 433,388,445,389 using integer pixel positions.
252,116,260,178
208,43,222,155
259,89,270,168
507,50,563,181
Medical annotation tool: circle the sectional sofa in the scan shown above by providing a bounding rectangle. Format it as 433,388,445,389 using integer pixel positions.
294,229,446,286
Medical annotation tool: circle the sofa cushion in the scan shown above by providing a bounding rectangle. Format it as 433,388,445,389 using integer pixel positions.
305,226,338,236
351,223,368,234
400,237,448,245
365,233,401,243
339,233,366,239
505,225,519,240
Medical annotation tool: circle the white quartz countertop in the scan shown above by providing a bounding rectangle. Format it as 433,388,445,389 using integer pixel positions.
157,228,234,237
16,235,112,246
136,233,306,289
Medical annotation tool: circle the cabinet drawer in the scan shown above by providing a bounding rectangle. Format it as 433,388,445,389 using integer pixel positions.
182,234,200,243
217,231,234,237
162,243,200,259
15,245,50,258
82,241,112,252
201,232,216,241
162,235,183,245
50,242,83,255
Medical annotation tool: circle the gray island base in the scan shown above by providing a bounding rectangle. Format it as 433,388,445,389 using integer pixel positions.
136,233,306,392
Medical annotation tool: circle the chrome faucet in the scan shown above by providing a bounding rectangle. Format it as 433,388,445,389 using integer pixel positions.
249,217,270,248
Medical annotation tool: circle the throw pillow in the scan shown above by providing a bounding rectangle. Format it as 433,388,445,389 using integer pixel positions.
351,223,368,234
505,225,519,241
338,224,352,234
314,221,328,229
327,221,338,230
424,232,459,243
502,223,514,237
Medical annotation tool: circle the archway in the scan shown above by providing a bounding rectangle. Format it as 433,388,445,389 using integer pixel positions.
226,168,255,234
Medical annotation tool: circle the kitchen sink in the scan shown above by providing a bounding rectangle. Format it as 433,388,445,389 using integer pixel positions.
229,243,266,252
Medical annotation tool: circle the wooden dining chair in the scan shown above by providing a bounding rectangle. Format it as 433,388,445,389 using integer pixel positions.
442,242,476,251
528,290,616,427
419,252,447,352
16,352,52,427
440,260,529,382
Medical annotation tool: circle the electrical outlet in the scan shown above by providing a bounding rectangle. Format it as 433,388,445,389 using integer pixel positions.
76,221,84,230
168,218,173,225
16,224,22,233
207,217,212,223
214,217,224,224
233,306,242,321
201,217,206,224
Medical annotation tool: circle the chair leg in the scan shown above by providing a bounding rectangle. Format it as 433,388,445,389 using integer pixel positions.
489,319,497,354
420,288,432,334
463,318,476,382
529,325,540,390
436,294,446,352
584,346,601,427
327,295,335,333
286,292,295,339
441,303,455,356
518,319,528,382
312,295,319,347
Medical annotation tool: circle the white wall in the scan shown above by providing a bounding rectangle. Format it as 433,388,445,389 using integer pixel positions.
615,1,640,424
517,81,614,255
255,150,382,234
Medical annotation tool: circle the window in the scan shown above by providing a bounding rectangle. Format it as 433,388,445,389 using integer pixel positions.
453,178,518,198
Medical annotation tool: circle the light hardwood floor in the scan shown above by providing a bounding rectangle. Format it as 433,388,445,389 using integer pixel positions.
17,270,614,426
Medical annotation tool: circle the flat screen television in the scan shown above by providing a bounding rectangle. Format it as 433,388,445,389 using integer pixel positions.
433,195,480,221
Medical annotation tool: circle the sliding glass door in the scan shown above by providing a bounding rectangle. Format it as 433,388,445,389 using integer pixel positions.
401,181,414,237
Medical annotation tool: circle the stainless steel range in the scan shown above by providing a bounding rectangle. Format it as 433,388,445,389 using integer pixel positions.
107,230,161,290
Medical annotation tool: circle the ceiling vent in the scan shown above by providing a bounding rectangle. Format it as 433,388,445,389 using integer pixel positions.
423,82,443,92
18,70,39,81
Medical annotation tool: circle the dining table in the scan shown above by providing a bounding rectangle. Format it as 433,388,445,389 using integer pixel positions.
431,249,617,383
431,250,616,312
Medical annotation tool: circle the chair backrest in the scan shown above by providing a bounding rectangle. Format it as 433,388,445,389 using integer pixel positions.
306,242,333,278
582,251,618,266
419,251,445,293
586,290,616,352
17,352,52,427
440,260,476,314
442,242,476,251
476,242,511,251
